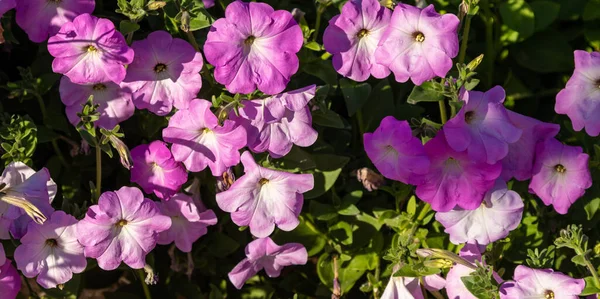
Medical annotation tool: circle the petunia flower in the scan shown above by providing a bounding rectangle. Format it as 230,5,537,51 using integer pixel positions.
14,211,86,289
363,116,430,185
216,151,313,238
415,132,501,212
157,193,217,252
444,86,522,165
499,265,584,299
122,30,204,116
15,0,94,43
0,0,15,18
59,76,135,130
204,1,303,94
228,237,307,289
76,186,171,270
130,140,188,200
446,244,502,299
323,0,391,81
529,138,592,215
0,259,20,299
436,180,524,245
381,269,445,299
375,4,459,85
203,0,215,8
162,99,247,176
556,50,600,136
48,13,134,85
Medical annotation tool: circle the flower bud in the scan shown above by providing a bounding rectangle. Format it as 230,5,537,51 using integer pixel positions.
216,168,236,192
146,1,166,10
106,135,133,170
466,54,484,71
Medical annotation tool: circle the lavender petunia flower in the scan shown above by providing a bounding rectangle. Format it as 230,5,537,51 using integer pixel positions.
157,193,217,252
381,271,445,299
436,180,524,245
0,260,20,299
375,4,459,85
216,151,313,238
48,13,134,85
556,50,600,136
529,138,592,215
15,0,94,43
363,116,430,185
446,244,502,299
323,0,391,81
14,211,86,289
499,265,585,299
162,99,247,176
228,237,307,289
76,186,171,270
130,141,188,200
204,1,303,94
122,31,204,116
415,133,501,212
0,0,15,18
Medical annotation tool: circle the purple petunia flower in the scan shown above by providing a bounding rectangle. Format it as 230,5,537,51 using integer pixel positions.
415,132,501,212
499,265,585,299
14,211,86,289
203,0,215,8
122,30,204,116
216,151,313,238
228,237,307,289
381,269,445,299
363,116,430,185
204,1,303,94
0,259,20,299
48,13,134,85
529,138,592,215
323,0,391,81
162,99,247,176
15,0,94,43
76,186,171,270
0,0,15,18
130,140,188,200
446,244,503,299
556,50,600,136
157,193,217,252
375,4,459,85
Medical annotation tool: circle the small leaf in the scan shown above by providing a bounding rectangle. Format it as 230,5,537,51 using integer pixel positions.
407,82,445,104
119,20,140,35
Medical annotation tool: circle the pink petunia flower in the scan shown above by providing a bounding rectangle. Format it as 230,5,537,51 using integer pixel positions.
444,86,522,165
216,151,313,238
122,30,204,116
0,259,20,299
436,180,524,245
381,269,445,299
415,132,501,212
0,0,15,18
76,186,171,270
556,50,600,136
157,193,217,252
162,99,247,176
363,116,430,185
14,211,86,289
15,0,94,43
499,265,584,299
323,0,391,81
375,4,459,85
130,140,188,200
529,138,592,215
228,237,307,289
48,13,134,85
446,244,502,299
204,1,303,94
203,0,215,8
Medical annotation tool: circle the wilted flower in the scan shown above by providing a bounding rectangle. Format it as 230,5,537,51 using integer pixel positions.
0,259,20,299
499,265,584,299
356,168,384,191
103,133,133,170
216,168,236,192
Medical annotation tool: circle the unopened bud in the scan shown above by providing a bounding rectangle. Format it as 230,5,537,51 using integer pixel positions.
106,135,132,170
466,54,484,71
379,0,395,9
416,248,477,270
424,259,454,269
356,168,384,192
146,1,166,10
594,243,600,256
180,11,191,32
216,168,236,192
458,1,469,22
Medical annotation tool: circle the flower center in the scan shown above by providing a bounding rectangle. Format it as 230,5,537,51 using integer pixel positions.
201,128,212,134
45,239,58,247
544,290,554,299
595,79,600,89
464,111,475,124
116,219,128,227
413,31,425,42
48,0,62,3
85,45,97,52
554,164,566,173
259,178,269,185
154,63,167,73
245,35,256,46
357,29,370,38
93,83,106,91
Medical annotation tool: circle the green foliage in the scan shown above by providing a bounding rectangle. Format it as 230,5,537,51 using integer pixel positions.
461,259,500,299
0,114,37,166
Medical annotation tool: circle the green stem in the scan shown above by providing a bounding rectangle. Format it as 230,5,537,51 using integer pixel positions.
126,32,134,45
95,142,102,201
458,15,472,65
416,203,431,222
356,110,365,136
312,5,325,42
302,215,328,240
577,247,600,288
33,93,68,167
480,0,495,87
185,31,200,52
138,269,152,299
438,100,448,124
372,256,381,299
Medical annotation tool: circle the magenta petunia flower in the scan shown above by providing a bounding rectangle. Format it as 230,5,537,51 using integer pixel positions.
364,116,430,185
15,0,94,43
228,237,307,289
204,1,303,94
48,13,134,85
529,138,592,215
157,193,217,252
375,4,459,85
216,151,313,238
444,86,522,165
436,180,524,245
162,99,247,176
499,265,585,299
130,140,188,200
501,110,560,181
203,0,215,8
415,132,501,212
76,186,171,270
556,50,600,136
59,76,134,130
323,0,391,81
0,260,20,299
446,244,502,299
0,0,15,18
14,211,86,289
122,30,204,116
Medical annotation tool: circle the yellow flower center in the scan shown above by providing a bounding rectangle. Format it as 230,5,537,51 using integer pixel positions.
464,111,475,124
357,29,370,38
413,32,425,42
45,239,58,247
259,178,269,185
86,45,97,52
245,35,256,46
154,63,167,73
554,164,566,173
116,219,128,227
93,83,106,91
544,290,554,299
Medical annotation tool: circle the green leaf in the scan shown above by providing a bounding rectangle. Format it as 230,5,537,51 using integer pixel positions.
584,197,600,220
362,79,395,132
581,276,600,296
585,27,600,50
584,0,600,21
272,218,327,256
119,20,140,35
571,254,588,266
317,252,377,294
340,79,371,116
512,30,574,73
206,232,239,258
188,7,213,31
531,1,560,32
304,154,350,199
304,41,322,51
329,221,353,245
499,0,535,40
407,82,444,104
309,200,338,221
312,109,346,128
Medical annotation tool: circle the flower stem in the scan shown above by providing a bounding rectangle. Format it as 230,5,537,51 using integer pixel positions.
458,15,472,65
138,269,152,299
95,142,102,201
185,31,200,52
576,247,600,288
312,4,326,42
438,100,448,124
33,93,68,167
